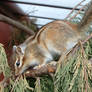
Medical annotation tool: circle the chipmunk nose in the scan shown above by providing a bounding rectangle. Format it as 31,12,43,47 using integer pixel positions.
16,61,20,67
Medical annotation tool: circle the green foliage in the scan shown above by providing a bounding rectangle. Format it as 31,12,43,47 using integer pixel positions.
54,38,92,92
0,44,33,92
0,44,11,77
40,75,54,92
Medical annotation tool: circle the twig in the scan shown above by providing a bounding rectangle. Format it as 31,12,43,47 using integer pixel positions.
70,33,92,55
10,75,21,92
78,0,92,28
69,4,87,21
0,14,35,35
82,34,92,44
65,0,85,20
79,41,89,92
35,77,42,92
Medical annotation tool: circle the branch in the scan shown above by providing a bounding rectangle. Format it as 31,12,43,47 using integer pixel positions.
25,62,57,77
0,14,35,35
78,0,92,28
65,0,85,20
69,4,87,21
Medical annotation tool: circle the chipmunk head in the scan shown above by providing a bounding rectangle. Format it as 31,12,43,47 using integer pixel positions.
14,42,45,76
13,45,24,75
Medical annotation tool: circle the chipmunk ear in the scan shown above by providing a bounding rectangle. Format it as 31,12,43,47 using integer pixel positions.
13,45,17,52
13,45,22,55
16,46,22,54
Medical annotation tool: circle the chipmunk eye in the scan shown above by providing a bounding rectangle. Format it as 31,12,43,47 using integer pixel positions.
16,61,20,67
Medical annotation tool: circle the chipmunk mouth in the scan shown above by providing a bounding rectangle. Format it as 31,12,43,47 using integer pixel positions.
15,62,39,76
15,66,24,76
15,66,32,76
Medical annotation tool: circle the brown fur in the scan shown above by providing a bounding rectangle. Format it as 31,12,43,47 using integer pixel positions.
14,20,86,75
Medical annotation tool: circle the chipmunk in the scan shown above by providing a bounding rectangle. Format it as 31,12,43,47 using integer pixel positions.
13,35,35,68
13,0,92,75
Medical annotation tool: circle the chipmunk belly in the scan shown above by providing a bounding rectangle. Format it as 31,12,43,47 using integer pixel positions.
66,39,78,50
